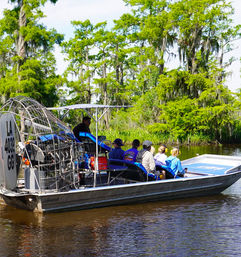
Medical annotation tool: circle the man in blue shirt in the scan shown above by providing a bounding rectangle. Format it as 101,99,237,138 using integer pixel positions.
109,138,125,160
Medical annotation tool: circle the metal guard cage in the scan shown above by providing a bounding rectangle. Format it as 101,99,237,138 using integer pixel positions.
0,96,85,192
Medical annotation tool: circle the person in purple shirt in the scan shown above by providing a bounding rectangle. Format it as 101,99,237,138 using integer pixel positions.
124,139,140,162
108,138,125,160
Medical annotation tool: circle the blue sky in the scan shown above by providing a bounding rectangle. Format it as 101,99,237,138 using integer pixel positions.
1,0,241,92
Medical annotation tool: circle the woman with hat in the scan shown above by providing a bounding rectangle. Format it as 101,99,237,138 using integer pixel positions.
108,138,125,160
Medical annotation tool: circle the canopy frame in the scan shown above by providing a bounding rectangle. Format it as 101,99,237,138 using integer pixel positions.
48,104,132,187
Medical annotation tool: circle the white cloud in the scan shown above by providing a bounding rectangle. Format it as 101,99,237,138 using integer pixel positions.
41,0,131,74
42,0,131,39
0,0,11,18
225,0,241,92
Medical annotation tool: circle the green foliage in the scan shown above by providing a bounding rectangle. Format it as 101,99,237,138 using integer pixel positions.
159,98,199,142
0,0,63,104
1,0,241,144
147,123,169,134
59,0,241,144
101,127,168,145
0,58,62,106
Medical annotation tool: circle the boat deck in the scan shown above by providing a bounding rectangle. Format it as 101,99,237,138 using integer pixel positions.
182,154,241,177
184,163,233,176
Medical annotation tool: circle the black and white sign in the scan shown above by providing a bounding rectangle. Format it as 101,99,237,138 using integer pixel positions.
0,113,17,190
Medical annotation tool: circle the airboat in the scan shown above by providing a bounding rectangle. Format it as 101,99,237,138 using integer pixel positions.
0,96,241,213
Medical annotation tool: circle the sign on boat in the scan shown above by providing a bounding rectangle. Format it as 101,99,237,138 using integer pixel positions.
0,96,241,213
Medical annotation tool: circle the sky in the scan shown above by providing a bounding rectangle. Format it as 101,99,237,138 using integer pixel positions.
0,0,241,92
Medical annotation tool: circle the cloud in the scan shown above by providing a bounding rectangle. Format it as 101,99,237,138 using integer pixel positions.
0,0,11,18
40,0,131,74
42,0,131,39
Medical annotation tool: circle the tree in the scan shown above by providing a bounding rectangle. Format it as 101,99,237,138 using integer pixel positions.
171,0,241,77
61,0,241,143
119,0,175,93
0,0,63,106
62,20,100,105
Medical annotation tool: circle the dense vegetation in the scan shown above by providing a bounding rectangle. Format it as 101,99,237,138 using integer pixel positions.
1,0,241,144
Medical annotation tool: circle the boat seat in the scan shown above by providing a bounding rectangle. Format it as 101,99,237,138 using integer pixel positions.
77,132,111,154
108,159,160,182
38,133,65,142
155,161,180,179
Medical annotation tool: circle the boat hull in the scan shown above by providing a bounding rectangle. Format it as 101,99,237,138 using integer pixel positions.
1,171,241,213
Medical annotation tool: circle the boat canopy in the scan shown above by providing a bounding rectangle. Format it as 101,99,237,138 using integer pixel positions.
47,103,131,110
47,103,131,183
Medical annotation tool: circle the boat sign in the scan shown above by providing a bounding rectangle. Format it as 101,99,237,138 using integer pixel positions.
0,113,17,190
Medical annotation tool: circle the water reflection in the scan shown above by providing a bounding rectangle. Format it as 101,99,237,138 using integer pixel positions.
1,145,241,256
1,190,241,257
179,144,241,160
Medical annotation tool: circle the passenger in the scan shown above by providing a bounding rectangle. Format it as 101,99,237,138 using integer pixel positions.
150,145,156,155
73,116,91,141
154,144,168,165
136,140,156,174
109,138,125,160
165,147,186,178
124,139,140,162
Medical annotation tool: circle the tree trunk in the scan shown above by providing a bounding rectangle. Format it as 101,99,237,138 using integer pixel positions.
18,5,26,59
16,2,26,84
103,62,109,129
86,49,91,103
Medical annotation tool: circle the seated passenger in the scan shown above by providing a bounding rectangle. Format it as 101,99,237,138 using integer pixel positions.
136,140,156,174
109,138,125,160
124,139,140,162
150,145,156,155
154,144,168,165
165,147,186,178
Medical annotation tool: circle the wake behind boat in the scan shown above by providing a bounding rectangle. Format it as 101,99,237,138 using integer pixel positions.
0,96,241,213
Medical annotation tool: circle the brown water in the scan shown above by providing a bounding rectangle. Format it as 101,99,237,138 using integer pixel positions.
1,145,241,257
